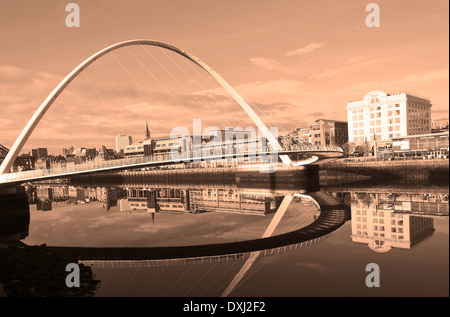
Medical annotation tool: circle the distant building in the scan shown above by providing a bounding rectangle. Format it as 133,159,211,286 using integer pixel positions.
63,147,75,157
310,119,348,147
347,91,432,146
98,147,116,160
31,148,48,159
431,117,449,132
294,127,312,144
116,133,133,153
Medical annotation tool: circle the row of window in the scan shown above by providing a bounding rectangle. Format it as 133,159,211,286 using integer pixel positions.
159,204,184,208
155,142,180,148
352,110,401,122
355,231,405,240
351,103,401,115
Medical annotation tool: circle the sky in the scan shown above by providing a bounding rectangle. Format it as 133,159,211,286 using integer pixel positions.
0,0,448,154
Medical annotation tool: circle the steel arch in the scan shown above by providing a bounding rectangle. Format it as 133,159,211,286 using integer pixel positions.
0,39,289,174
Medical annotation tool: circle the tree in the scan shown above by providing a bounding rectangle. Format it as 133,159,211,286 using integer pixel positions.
361,140,373,157
341,142,356,157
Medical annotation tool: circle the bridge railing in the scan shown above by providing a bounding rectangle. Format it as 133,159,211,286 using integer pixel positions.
0,144,342,183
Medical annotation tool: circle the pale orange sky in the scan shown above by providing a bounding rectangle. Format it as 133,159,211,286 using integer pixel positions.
0,0,448,154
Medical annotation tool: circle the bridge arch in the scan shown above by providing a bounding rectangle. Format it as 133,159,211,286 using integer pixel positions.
0,39,290,174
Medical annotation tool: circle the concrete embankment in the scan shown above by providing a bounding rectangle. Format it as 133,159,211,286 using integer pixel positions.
319,159,449,186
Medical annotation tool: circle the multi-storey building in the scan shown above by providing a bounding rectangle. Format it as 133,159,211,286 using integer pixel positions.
347,90,432,145
115,134,133,153
309,119,348,147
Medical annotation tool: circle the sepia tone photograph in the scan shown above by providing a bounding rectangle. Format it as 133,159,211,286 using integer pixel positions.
0,0,448,308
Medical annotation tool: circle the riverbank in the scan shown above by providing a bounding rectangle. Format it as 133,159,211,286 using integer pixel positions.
320,158,449,186
0,244,100,297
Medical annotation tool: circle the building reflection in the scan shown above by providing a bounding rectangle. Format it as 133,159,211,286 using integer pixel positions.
121,187,282,215
30,184,124,212
350,191,448,252
30,183,284,216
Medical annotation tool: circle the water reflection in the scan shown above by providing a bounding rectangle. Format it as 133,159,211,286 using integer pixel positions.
0,166,447,297
20,173,449,254
348,192,444,252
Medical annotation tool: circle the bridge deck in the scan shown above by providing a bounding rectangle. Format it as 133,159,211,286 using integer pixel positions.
0,146,342,185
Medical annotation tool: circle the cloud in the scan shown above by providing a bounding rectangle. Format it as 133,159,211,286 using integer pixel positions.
249,57,293,73
312,60,378,79
286,42,327,56
309,111,325,117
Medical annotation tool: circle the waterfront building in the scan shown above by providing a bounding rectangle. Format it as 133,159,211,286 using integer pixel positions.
347,91,432,146
374,131,449,158
309,119,348,147
124,125,266,161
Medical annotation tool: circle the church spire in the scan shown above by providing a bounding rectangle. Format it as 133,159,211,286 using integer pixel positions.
145,121,150,139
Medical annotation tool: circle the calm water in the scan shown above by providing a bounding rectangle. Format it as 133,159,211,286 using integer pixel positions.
1,166,448,297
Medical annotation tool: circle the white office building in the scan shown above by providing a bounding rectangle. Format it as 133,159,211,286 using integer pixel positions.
116,134,133,153
347,90,432,145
